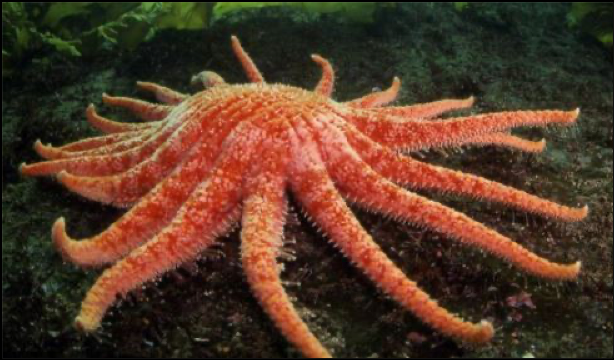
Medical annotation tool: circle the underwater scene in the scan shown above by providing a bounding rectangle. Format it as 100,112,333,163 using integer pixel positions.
2,2,613,358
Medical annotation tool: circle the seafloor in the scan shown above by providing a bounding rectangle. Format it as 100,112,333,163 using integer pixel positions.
3,3,612,358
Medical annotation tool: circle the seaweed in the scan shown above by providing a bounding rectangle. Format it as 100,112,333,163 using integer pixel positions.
213,2,391,23
3,1,611,79
1,2,393,78
2,3,83,76
155,2,216,30
453,2,469,12
78,3,167,52
2,49,10,76
568,2,612,47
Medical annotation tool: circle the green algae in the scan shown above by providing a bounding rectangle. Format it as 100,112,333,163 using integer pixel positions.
2,2,395,77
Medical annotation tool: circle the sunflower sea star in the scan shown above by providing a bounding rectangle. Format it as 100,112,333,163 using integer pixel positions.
21,36,588,358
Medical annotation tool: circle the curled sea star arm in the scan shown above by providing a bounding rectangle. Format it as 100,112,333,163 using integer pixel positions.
52,121,260,267
375,96,475,119
344,125,587,221
231,35,265,83
241,151,331,358
136,81,187,105
346,77,401,108
311,54,335,98
102,93,174,121
85,104,161,134
346,109,579,151
288,126,494,344
75,194,242,332
73,122,265,330
320,123,581,279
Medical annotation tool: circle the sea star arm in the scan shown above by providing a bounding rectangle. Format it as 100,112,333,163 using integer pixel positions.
54,96,278,206
20,122,179,177
74,176,244,332
102,93,173,121
33,129,150,160
320,123,581,279
349,97,542,153
50,130,148,153
414,132,546,153
86,104,160,134
52,121,260,267
72,122,266,330
136,81,187,104
34,129,163,160
241,156,331,358
346,77,401,108
457,133,546,153
347,109,579,151
56,113,245,206
344,125,586,221
20,94,246,177
288,127,494,344
231,35,265,83
311,54,335,97
376,96,475,119
49,91,253,160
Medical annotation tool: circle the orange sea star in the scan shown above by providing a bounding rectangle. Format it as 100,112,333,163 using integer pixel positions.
21,36,588,358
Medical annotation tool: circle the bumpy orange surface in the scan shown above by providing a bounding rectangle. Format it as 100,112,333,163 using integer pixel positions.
21,36,588,358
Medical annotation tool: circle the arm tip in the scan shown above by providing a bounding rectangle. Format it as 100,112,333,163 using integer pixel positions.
52,217,66,236
74,315,98,333
568,108,580,122
569,261,582,278
465,95,476,106
468,320,494,344
19,162,28,175
57,170,69,183
52,216,71,262
33,139,46,157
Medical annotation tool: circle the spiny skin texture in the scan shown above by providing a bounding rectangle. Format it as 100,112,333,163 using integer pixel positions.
21,36,588,358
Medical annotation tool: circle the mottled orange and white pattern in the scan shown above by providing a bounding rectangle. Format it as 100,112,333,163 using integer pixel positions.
21,36,587,358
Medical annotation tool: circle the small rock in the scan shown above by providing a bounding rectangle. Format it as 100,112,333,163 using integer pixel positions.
506,291,536,309
407,332,428,344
